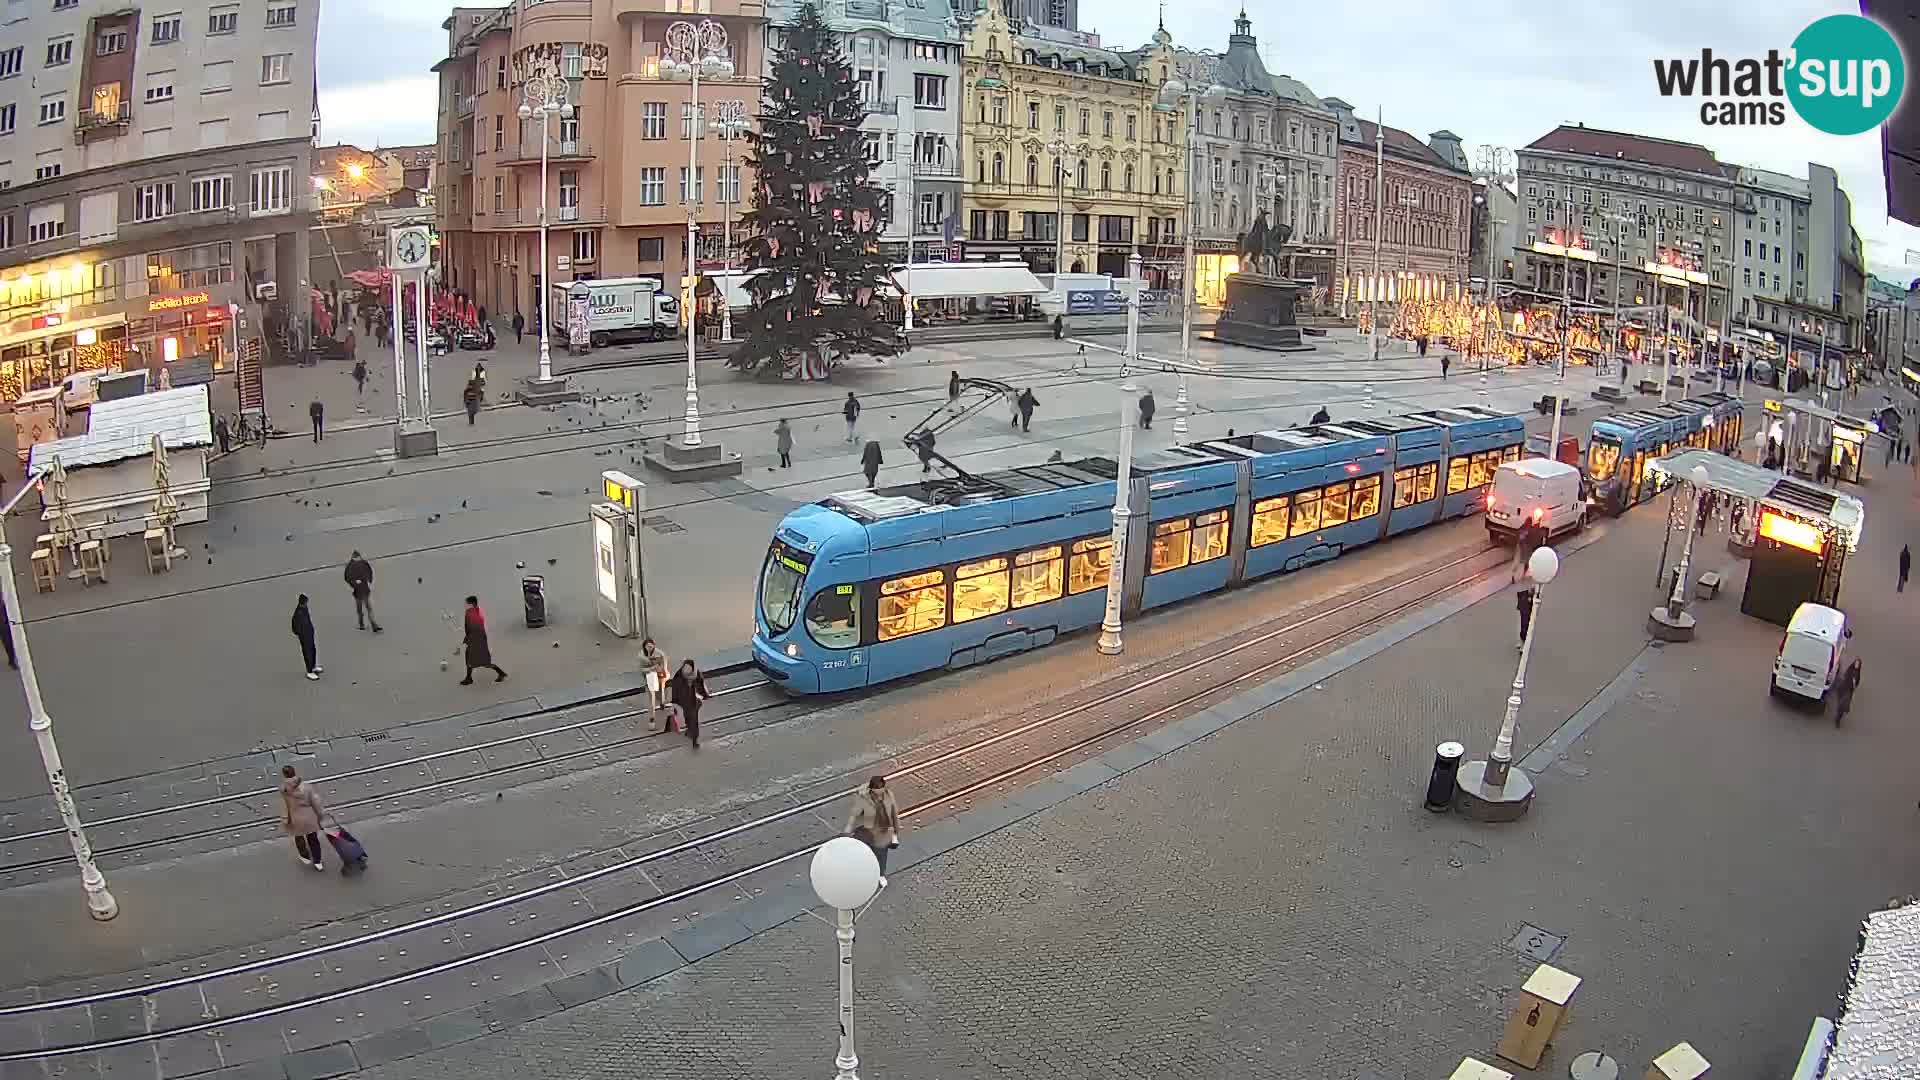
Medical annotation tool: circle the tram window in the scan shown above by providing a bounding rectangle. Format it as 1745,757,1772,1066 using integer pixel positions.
1392,467,1421,509
804,586,861,649
1467,451,1495,488
1502,445,1521,464
1250,496,1290,546
1352,475,1381,518
1445,456,1471,495
877,569,948,641
1588,440,1620,482
1190,510,1229,563
952,556,1010,623
1317,482,1348,527
1011,545,1064,608
1416,462,1438,503
1067,537,1112,594
1149,518,1193,574
1289,489,1323,536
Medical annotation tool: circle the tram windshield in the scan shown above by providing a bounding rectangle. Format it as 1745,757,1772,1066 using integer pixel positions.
759,540,812,634
1588,437,1622,483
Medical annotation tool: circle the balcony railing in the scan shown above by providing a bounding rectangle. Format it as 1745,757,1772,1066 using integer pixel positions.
498,140,596,166
455,94,476,119
911,161,961,180
862,97,898,115
495,206,607,227
74,102,132,139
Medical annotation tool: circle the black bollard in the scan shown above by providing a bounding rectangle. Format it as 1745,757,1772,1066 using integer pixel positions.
1425,740,1465,812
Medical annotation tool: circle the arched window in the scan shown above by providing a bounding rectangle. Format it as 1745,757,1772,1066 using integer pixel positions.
1124,164,1134,192
1100,162,1110,190
1166,168,1175,194
977,158,986,184
1026,155,1038,187
1076,161,1088,189
992,152,1004,184
1152,169,1160,195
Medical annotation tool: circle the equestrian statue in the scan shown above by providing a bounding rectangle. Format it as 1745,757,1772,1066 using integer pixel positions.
1237,210,1293,277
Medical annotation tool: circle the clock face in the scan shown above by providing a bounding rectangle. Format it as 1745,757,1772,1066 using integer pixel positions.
396,231,428,266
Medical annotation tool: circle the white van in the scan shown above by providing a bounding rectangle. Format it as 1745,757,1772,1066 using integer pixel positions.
1771,603,1848,703
1485,459,1585,544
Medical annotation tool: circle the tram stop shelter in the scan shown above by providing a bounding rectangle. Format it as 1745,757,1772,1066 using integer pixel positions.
1762,397,1885,485
1648,449,1864,628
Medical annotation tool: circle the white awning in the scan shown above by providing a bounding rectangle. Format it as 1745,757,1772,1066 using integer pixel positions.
892,261,1045,300
30,385,212,472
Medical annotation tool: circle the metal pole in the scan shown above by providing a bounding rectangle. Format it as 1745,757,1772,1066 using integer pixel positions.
1717,266,1730,395
898,97,914,337
0,512,117,920
1484,578,1543,790
536,104,553,384
1559,229,1571,378
1174,97,1197,438
1370,108,1383,361
682,65,704,448
1660,292,1672,403
721,120,736,344
1667,481,1702,618
415,272,431,420
1098,261,1143,656
391,271,407,421
832,906,860,1080
1054,149,1065,279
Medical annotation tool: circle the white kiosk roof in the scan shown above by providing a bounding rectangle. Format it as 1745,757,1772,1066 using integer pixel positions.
1649,448,1864,550
1825,901,1920,1079
30,385,212,472
892,261,1045,299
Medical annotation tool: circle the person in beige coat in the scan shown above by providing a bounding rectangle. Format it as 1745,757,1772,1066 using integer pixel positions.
844,775,902,881
281,764,328,871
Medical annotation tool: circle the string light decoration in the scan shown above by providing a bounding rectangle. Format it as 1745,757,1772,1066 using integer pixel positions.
731,1,900,380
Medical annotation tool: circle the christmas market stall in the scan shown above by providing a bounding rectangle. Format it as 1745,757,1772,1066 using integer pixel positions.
27,385,213,541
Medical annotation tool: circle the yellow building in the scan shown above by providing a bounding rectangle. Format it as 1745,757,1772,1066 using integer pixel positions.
958,11,1186,280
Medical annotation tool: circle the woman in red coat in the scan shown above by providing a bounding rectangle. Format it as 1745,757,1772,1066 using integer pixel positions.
460,596,508,685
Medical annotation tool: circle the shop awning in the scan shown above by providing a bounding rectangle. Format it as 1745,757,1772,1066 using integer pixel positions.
892,261,1045,300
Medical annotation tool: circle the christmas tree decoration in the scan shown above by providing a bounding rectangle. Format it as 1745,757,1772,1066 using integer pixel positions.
731,0,900,379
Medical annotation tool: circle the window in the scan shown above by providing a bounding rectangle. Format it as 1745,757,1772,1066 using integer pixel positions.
1075,161,1087,190
641,102,666,140
1099,162,1109,190
0,105,13,135
1285,488,1322,537
260,54,291,85
0,214,11,249
1190,510,1228,563
1445,456,1471,495
491,115,503,151
145,71,175,102
804,586,860,649
1126,113,1136,141
97,29,128,56
248,166,290,213
572,228,596,263
27,206,65,243
0,47,21,79
135,180,175,221
951,557,1010,623
198,117,227,147
1067,537,1112,594
152,14,182,42
1054,104,1065,131
33,160,61,182
680,102,705,139
638,236,664,262
1149,518,1192,574
497,57,507,90
679,166,703,204
38,95,64,126
1027,100,1039,129
1102,110,1112,138
990,97,1005,125
265,2,296,27
203,60,233,92
1011,546,1063,608
877,570,946,641
1123,165,1133,192
1250,495,1290,547
189,173,231,212
46,38,72,67
1078,108,1089,135
1393,463,1438,507
209,6,238,33
1072,213,1088,242
1352,475,1381,519
493,175,503,213
1467,450,1499,489
638,167,665,205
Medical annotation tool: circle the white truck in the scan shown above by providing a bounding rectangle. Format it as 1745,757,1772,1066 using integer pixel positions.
550,278,679,348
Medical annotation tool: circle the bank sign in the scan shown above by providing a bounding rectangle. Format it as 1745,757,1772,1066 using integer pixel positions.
1652,13,1905,134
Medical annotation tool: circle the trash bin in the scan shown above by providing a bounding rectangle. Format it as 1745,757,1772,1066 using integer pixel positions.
522,575,547,629
1425,740,1465,812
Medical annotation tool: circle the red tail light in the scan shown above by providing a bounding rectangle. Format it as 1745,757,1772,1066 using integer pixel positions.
1531,507,1544,523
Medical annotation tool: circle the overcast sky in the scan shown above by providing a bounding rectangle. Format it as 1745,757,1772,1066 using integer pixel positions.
315,0,1920,283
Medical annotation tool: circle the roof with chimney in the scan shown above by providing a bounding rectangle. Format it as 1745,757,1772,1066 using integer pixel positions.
1524,123,1722,177
1337,116,1469,176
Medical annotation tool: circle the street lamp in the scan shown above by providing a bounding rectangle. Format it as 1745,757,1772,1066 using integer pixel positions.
1044,135,1071,280
809,836,883,1080
665,18,735,450
710,101,748,344
1489,544,1557,787
1097,255,1147,655
1156,76,1225,439
517,74,573,385
0,478,117,920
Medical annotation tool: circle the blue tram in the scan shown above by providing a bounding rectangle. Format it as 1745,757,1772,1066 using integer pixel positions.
1585,392,1745,516
751,406,1525,694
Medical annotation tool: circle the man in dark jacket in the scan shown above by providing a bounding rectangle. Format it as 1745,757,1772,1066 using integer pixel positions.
1017,388,1037,432
1515,587,1535,649
843,392,861,444
861,440,883,488
0,596,16,670
463,380,482,425
344,551,382,632
1138,391,1156,430
309,399,324,442
512,311,525,344
292,595,321,680
1900,544,1911,593
460,596,507,685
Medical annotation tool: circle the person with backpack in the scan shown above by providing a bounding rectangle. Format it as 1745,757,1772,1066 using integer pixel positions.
845,775,902,884
843,392,862,444
667,659,710,749
280,765,328,872
1017,387,1038,433
861,439,884,488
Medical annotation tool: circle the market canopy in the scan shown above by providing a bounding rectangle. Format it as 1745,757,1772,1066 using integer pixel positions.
1648,448,1864,551
892,261,1045,300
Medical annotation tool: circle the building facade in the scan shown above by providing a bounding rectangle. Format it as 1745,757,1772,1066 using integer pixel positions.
1171,13,1338,304
0,0,319,400
1469,177,1520,288
955,8,1184,278
764,0,962,264
1726,161,1863,352
1326,99,1473,308
434,0,767,323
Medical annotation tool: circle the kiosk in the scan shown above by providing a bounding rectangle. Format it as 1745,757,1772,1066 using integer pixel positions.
589,470,648,638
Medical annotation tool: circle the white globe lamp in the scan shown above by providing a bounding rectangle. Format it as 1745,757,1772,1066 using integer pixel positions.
810,836,882,910
1527,545,1559,585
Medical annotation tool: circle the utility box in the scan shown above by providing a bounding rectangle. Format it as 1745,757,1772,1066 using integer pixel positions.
1496,963,1581,1070
590,470,648,639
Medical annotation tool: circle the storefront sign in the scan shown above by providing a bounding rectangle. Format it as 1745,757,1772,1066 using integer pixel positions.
511,43,609,84
1066,289,1172,315
149,291,212,313
1758,510,1824,554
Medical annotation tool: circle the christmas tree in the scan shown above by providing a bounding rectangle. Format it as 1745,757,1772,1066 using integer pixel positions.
730,0,901,379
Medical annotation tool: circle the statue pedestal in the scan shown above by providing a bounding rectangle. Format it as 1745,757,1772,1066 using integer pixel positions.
1204,273,1316,353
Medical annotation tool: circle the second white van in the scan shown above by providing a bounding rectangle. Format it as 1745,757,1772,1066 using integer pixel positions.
1771,602,1848,704
1485,459,1585,544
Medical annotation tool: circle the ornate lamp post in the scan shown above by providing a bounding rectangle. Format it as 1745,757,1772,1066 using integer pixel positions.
1455,545,1559,822
1157,69,1225,440
809,836,884,1080
664,19,735,449
517,74,572,385
1097,255,1147,655
710,100,748,344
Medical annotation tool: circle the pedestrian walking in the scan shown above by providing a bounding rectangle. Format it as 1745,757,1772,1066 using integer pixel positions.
1620,360,1630,387
862,439,884,488
1007,388,1021,428
463,380,482,425
1417,334,1429,357
1900,544,1910,593
459,596,508,684
640,637,671,727
843,392,861,443
291,594,321,680
948,370,961,408
1017,387,1037,433
472,361,487,396
1138,391,1156,430
1834,658,1860,727
1440,353,1451,379
280,765,328,871
477,304,489,327
775,418,794,468
344,551,383,633
352,359,367,397
845,775,902,882
918,429,937,474
0,595,16,670
667,658,709,749
1515,586,1535,649
309,399,324,443
214,413,232,455
512,311,525,344
1052,314,1064,340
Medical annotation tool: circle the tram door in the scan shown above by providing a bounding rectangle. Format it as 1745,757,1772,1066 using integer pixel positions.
1628,452,1647,506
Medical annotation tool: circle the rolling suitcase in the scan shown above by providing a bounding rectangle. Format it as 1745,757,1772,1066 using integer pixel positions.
326,824,369,876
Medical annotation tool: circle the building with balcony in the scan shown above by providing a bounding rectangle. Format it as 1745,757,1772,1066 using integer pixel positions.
0,0,319,400
956,8,1185,278
1170,12,1338,303
763,0,963,263
433,0,766,323
1326,99,1473,309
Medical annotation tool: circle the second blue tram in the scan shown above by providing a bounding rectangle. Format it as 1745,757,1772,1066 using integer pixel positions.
752,406,1525,694
1585,392,1745,515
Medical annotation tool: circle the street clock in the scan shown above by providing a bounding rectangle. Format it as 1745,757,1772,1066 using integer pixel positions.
390,226,431,270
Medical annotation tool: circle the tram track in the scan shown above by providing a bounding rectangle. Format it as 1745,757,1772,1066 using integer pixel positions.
0,540,1504,1063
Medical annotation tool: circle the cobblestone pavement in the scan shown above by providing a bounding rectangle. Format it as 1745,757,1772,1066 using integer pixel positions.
333,442,1920,1080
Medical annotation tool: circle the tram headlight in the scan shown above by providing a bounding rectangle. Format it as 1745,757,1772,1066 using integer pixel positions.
785,642,800,658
